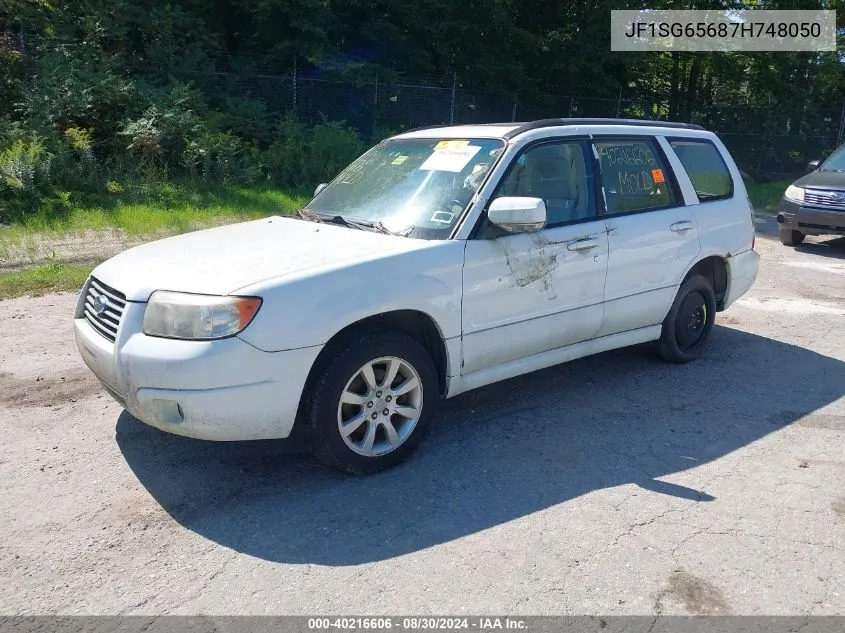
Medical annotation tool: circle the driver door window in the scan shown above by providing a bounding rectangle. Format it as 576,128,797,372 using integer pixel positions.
492,140,596,226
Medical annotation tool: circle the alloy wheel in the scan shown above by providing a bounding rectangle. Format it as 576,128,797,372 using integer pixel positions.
336,356,424,457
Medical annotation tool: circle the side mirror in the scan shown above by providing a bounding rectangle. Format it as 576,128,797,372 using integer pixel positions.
314,183,328,197
487,197,546,234
807,160,820,172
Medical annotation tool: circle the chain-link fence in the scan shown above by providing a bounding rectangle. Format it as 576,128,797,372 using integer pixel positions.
188,71,845,179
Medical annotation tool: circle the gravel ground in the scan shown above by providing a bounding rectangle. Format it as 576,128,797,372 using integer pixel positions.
0,228,165,270
1,216,844,616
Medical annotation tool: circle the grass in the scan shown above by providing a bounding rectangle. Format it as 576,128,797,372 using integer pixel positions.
0,181,308,298
0,181,308,265
0,262,93,299
744,178,792,214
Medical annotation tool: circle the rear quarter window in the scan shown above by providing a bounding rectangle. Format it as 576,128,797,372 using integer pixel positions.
668,138,733,202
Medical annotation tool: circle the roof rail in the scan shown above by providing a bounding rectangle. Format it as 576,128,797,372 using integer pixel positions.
398,123,456,134
504,118,705,139
399,122,521,135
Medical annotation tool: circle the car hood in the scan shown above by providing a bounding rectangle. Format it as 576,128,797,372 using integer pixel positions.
794,170,845,191
91,216,430,301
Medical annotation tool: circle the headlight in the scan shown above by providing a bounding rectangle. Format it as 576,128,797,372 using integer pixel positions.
143,291,262,340
784,185,805,203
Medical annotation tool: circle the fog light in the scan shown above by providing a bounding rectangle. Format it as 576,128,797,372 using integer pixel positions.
776,213,785,224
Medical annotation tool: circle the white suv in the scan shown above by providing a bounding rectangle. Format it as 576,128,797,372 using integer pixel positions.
74,118,760,473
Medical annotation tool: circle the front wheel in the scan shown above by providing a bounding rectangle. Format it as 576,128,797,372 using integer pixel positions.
779,229,805,246
657,274,717,364
301,330,440,474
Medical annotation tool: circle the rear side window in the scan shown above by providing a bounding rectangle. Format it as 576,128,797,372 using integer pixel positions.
669,138,733,202
594,138,678,214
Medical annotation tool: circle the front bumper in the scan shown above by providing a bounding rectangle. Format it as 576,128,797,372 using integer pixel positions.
777,198,845,236
74,300,322,441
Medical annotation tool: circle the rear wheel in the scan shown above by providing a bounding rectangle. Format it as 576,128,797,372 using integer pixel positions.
657,274,717,364
779,229,805,246
301,330,440,474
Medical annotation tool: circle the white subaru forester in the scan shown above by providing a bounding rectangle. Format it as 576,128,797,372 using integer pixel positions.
75,118,760,473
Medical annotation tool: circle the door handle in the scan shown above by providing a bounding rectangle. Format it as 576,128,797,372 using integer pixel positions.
567,238,599,252
670,221,694,232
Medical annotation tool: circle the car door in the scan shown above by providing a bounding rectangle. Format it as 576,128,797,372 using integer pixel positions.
591,135,701,338
461,138,609,376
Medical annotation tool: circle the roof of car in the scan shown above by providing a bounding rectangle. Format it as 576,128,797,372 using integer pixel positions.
394,118,705,140
395,123,521,139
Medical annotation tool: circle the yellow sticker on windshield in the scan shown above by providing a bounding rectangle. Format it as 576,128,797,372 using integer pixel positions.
435,140,470,150
391,156,408,165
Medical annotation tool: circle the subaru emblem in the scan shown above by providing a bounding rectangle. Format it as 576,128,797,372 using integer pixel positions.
91,293,109,315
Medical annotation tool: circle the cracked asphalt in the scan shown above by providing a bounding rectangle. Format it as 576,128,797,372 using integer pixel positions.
1,215,844,616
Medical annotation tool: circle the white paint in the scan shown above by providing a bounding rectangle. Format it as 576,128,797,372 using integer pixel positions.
723,248,761,310
462,219,608,374
783,260,845,275
74,307,321,440
599,205,701,337
735,297,845,316
74,121,760,443
453,326,663,396
91,216,435,302
486,196,546,231
396,124,520,139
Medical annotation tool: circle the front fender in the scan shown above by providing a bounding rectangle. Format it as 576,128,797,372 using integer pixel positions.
236,241,465,353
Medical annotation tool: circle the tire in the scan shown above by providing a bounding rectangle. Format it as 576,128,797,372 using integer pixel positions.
301,329,440,474
780,229,805,246
657,274,717,364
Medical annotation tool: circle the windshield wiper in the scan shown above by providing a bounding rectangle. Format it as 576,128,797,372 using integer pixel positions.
297,209,409,236
297,208,324,222
297,210,361,229
342,218,397,235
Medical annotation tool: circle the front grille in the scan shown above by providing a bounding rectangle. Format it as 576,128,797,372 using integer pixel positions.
804,190,845,210
83,277,127,343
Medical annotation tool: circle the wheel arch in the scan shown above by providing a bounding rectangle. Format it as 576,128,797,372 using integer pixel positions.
681,255,729,311
295,310,451,429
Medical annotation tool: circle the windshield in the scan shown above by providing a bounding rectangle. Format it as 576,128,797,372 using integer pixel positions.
305,137,506,239
821,145,845,172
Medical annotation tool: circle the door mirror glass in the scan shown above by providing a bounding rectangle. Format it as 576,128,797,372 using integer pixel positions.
807,160,820,172
314,183,328,197
487,197,546,234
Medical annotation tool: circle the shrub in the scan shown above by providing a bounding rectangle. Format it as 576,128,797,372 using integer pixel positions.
121,108,167,166
207,96,274,146
17,45,136,149
119,84,206,177
0,140,52,196
52,127,100,192
183,131,263,185
309,123,367,181
265,118,365,189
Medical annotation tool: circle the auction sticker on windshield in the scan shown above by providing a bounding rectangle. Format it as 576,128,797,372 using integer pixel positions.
420,144,481,172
